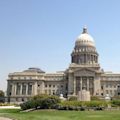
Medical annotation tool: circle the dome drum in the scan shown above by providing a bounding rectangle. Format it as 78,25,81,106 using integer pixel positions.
73,46,97,53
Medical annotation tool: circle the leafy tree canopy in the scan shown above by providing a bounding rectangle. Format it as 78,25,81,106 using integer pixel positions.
0,90,4,97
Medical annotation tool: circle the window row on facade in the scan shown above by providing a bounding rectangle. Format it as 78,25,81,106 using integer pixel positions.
105,90,120,96
45,84,63,88
44,89,64,95
101,84,120,89
74,47,96,52
9,83,33,96
9,76,63,81
102,77,120,81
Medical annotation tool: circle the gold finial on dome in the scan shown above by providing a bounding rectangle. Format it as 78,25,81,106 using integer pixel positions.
82,26,88,34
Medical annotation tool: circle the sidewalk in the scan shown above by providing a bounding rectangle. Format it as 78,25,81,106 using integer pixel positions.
0,106,20,109
0,117,12,120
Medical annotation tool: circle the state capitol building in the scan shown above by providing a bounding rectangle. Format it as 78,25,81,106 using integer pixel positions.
7,27,120,103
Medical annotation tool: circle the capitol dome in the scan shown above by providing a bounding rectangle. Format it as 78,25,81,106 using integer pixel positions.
71,26,98,65
75,27,95,47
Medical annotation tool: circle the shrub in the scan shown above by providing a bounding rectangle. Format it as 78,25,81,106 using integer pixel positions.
57,100,108,111
85,101,107,107
20,100,34,110
32,94,49,100
20,94,61,110
91,96,101,101
68,96,77,101
111,96,120,100
0,90,4,97
58,101,84,111
0,97,5,103
0,103,11,106
111,100,120,107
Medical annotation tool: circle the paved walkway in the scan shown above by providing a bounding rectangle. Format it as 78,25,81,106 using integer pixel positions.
0,117,12,120
0,106,20,109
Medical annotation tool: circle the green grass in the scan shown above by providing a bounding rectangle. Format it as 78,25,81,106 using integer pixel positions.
0,109,120,120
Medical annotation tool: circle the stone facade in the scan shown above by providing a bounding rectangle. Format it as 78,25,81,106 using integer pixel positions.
6,27,120,103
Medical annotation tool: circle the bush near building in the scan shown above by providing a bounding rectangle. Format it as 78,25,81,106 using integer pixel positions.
58,100,108,110
111,100,120,107
68,96,77,101
91,96,101,101
21,94,120,111
0,90,5,103
20,94,61,110
111,96,120,100
20,94,109,111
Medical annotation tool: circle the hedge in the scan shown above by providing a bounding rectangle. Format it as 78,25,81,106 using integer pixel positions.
20,94,112,111
111,100,120,107
57,101,108,110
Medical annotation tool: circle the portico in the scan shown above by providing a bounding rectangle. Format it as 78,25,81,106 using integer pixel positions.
74,76,94,95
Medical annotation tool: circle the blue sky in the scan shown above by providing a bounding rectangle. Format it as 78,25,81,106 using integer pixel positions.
1,0,120,91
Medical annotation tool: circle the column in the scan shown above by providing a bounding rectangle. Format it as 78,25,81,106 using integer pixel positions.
90,54,91,64
68,73,74,95
93,77,96,96
95,55,97,63
34,82,38,95
86,54,88,64
14,83,16,96
91,55,93,63
94,55,95,63
80,77,82,91
85,54,87,64
41,81,45,94
94,55,96,63
87,77,89,91
26,83,28,95
86,54,87,64
84,54,85,63
11,83,14,96
32,83,34,95
103,84,106,96
96,56,98,63
20,83,23,95
73,77,76,95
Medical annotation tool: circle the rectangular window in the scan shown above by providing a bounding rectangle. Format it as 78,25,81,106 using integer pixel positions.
28,84,32,95
45,90,47,94
16,98,18,102
106,90,108,94
101,86,103,90
106,85,108,88
52,90,55,95
49,90,51,95
110,85,112,88
22,84,26,95
9,85,12,96
16,84,21,95
110,90,112,95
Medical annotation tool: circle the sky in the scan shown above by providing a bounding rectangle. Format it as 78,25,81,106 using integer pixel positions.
1,0,120,91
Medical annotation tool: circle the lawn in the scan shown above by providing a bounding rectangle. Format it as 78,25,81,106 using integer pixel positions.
0,109,120,120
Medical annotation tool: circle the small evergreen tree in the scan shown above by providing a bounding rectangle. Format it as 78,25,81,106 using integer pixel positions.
0,90,5,103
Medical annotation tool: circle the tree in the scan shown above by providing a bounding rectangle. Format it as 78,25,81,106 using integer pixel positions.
0,90,5,103
0,90,4,97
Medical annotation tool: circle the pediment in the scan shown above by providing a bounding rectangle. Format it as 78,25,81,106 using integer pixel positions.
74,68,95,76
